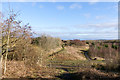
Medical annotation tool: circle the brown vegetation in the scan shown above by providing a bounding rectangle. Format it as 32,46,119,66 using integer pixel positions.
88,41,120,72
0,9,120,80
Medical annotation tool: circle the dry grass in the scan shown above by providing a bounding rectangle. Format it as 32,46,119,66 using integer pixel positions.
52,46,86,61
2,61,60,79
2,40,120,80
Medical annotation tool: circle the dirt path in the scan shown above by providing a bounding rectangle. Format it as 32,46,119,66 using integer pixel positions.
49,45,65,57
2,44,120,80
49,44,91,61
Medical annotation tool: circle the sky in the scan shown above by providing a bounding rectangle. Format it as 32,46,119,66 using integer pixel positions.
2,2,118,40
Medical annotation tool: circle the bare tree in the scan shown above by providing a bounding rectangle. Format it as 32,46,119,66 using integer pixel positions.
0,13,3,79
2,9,33,74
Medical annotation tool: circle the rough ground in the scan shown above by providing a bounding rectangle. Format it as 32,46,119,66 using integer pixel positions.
2,61,120,80
1,45,120,80
50,46,86,61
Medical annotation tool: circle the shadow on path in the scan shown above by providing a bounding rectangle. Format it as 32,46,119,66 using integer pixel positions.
49,45,65,57
56,72,120,80
1,77,60,80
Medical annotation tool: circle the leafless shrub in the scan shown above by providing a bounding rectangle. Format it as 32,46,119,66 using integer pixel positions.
38,34,61,51
63,39,86,46
1,10,33,74
88,41,120,71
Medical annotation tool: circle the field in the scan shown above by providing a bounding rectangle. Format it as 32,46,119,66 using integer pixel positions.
1,39,120,80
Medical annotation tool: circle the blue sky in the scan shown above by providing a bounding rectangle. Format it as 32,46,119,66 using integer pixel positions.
2,2,118,40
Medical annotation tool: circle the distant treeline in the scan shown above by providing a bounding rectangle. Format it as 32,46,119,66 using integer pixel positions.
62,39,86,46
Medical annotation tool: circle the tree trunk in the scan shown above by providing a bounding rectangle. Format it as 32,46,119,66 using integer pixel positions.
0,55,3,79
0,23,3,79
40,51,43,66
4,22,10,75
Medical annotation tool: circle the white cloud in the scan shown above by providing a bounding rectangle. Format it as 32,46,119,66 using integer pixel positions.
89,0,99,5
70,3,82,9
95,16,105,19
114,5,118,8
106,4,118,11
34,22,118,40
39,5,44,8
32,2,36,7
76,34,89,36
17,0,27,2
114,5,118,11
49,0,56,2
84,13,91,18
1,0,119,2
76,22,117,29
56,5,64,10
